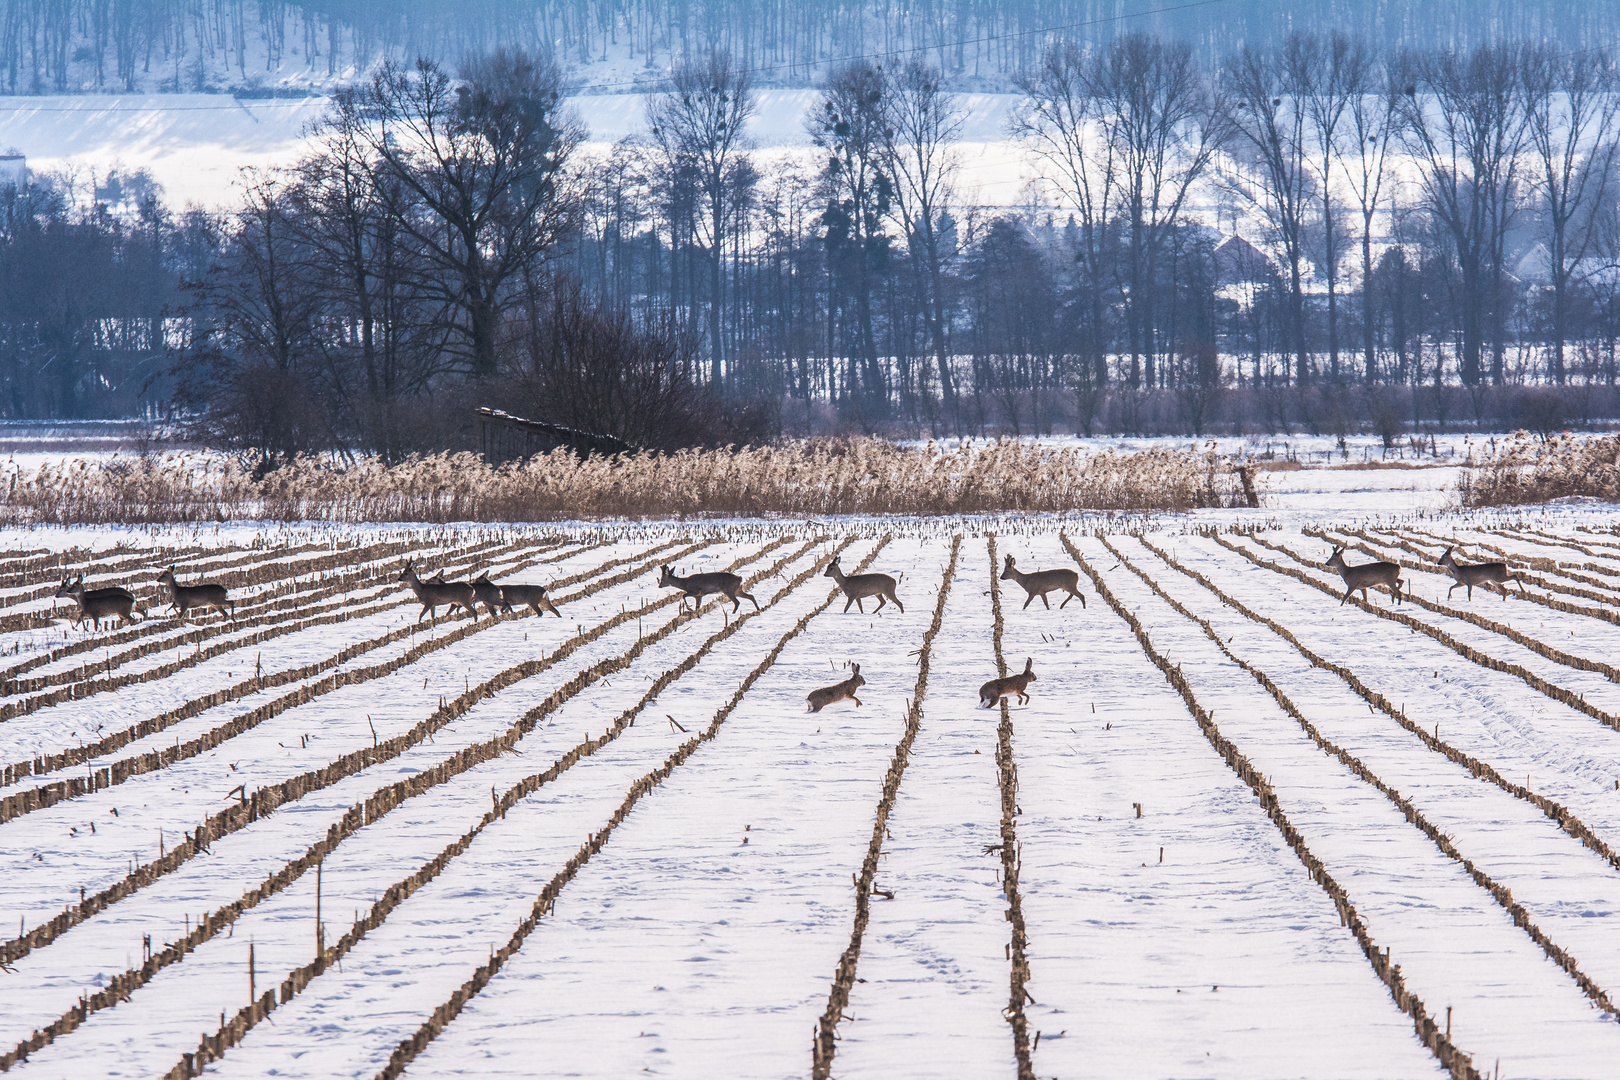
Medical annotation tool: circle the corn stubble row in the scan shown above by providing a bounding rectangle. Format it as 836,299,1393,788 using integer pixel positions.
1064,535,1482,1080
1106,537,1618,1025
5,538,823,1070
0,439,1247,524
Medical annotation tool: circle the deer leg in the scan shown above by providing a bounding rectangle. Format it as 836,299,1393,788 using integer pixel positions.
742,592,759,612
1040,593,1051,610
1022,593,1035,610
844,595,857,613
1340,587,1352,606
1447,582,1459,600
891,593,904,614
1059,593,1070,609
871,594,886,613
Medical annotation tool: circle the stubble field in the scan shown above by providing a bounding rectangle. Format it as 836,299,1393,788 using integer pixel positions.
2,519,1620,1078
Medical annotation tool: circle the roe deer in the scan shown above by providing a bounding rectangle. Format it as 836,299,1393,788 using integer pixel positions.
824,555,903,613
658,564,758,613
1325,546,1403,606
398,559,474,622
1000,555,1086,610
157,567,235,621
980,657,1037,707
469,574,506,618
1438,546,1523,602
807,663,865,712
498,582,562,619
53,575,143,630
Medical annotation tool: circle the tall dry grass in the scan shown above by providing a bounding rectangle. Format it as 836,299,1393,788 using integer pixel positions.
1458,432,1620,508
1,439,1248,524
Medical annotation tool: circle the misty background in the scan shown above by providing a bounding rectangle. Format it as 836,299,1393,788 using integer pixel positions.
0,0,1617,459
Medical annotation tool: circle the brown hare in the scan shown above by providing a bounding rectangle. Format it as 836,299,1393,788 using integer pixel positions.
979,657,1036,707
807,664,865,712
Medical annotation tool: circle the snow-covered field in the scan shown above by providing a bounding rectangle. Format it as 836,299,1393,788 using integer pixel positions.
4,509,1620,1078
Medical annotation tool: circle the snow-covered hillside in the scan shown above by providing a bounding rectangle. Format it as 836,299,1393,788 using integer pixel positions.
0,91,1029,208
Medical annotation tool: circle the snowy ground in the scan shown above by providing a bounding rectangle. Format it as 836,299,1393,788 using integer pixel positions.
4,508,1620,1078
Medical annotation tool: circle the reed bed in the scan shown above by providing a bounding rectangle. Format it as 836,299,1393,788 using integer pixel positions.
1,439,1247,525
1458,432,1620,508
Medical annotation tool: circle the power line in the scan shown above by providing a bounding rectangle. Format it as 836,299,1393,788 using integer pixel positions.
0,97,328,112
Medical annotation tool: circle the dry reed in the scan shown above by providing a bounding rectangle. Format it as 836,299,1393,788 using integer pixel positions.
1,439,1247,525
1458,431,1620,507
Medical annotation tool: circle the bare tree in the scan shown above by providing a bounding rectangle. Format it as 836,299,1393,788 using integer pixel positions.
1398,43,1528,386
357,51,582,379
1294,32,1370,381
1091,33,1222,393
1013,39,1117,424
883,56,963,429
1339,47,1399,383
1522,45,1620,384
1223,42,1313,385
810,59,892,419
646,49,757,385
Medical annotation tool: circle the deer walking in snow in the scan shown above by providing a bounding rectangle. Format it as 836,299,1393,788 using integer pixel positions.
398,560,475,623
1438,546,1523,602
1000,555,1086,610
1325,546,1403,606
658,564,757,613
157,567,235,621
53,575,143,630
824,555,903,613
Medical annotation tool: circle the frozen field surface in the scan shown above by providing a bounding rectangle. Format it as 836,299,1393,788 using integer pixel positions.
3,514,1620,1078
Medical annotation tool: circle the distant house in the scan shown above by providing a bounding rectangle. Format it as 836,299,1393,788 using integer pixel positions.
1214,235,1275,284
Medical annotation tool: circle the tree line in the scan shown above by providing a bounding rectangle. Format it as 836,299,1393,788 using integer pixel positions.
0,0,1606,95
6,32,1620,454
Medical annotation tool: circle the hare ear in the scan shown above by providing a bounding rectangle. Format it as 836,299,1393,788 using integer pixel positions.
852,662,859,674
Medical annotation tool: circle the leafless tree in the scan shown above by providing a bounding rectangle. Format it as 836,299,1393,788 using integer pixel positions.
1092,33,1223,391
356,51,583,379
1294,32,1371,381
1223,42,1313,385
883,56,964,428
646,49,758,385
1012,39,1117,421
1339,48,1400,383
810,59,892,417
1398,43,1528,385
1522,45,1620,383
